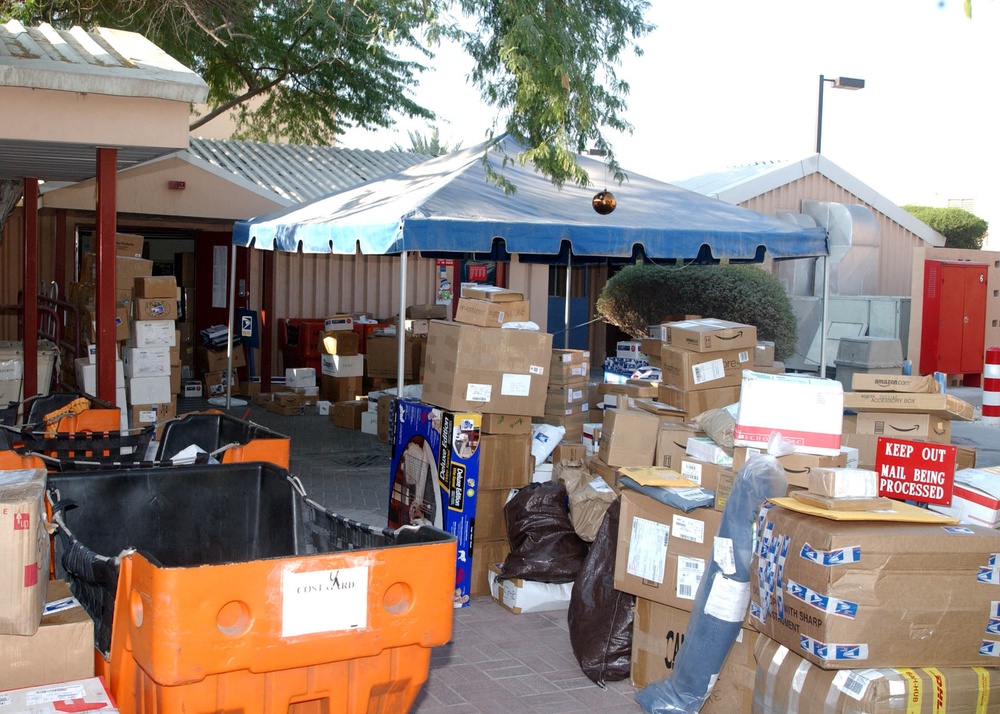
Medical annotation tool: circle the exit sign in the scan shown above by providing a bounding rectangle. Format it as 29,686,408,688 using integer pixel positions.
875,437,957,506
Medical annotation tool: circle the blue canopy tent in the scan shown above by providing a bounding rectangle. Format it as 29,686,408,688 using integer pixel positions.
230,135,829,399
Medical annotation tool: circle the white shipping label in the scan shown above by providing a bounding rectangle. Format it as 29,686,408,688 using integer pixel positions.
571,389,583,401
672,513,706,544
25,684,87,705
691,358,726,385
529,364,545,375
626,517,670,584
675,556,705,600
703,573,751,622
282,566,369,637
501,373,532,397
834,669,880,702
138,409,156,424
714,536,737,575
680,460,703,485
466,383,493,402
588,476,614,494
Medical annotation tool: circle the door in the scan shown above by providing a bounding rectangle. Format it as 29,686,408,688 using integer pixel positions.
194,231,251,337
922,261,987,375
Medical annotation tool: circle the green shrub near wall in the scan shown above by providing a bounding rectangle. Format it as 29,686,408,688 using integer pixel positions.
596,263,798,360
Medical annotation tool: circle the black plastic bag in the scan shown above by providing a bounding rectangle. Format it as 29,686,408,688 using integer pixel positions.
500,481,588,583
568,497,634,687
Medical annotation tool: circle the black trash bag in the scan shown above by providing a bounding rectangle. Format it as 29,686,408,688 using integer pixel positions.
568,497,635,687
500,481,589,583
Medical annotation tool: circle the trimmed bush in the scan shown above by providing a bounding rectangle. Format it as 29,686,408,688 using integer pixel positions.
596,263,798,360
902,205,988,250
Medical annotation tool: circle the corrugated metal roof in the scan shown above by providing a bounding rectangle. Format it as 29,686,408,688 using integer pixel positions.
674,161,788,198
0,20,207,102
187,138,432,204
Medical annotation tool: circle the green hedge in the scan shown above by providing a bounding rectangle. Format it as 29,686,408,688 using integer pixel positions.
596,263,798,360
902,205,988,250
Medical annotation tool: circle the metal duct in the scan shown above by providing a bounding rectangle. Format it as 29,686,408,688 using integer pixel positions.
775,212,820,296
802,200,880,296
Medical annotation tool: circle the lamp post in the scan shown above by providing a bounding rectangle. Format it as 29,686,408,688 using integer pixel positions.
816,75,865,153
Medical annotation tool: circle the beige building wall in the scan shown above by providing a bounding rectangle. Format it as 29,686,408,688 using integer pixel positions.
739,173,928,297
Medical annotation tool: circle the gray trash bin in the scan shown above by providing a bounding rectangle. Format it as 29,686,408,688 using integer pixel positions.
834,336,904,393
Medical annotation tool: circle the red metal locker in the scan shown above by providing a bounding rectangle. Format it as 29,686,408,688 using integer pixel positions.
920,260,988,377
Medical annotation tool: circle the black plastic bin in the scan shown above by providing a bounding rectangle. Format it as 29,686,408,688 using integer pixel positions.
154,411,289,463
47,461,454,656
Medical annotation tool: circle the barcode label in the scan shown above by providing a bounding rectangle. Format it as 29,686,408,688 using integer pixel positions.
833,669,878,701
691,358,725,385
676,556,704,600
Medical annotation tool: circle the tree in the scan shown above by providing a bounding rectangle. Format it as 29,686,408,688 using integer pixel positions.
2,0,652,186
393,127,461,155
902,205,989,250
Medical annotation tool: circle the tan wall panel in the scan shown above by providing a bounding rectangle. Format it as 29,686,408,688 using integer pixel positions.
1,207,57,341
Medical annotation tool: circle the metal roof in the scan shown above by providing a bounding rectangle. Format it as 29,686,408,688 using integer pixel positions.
676,155,946,247
187,138,433,205
0,20,207,102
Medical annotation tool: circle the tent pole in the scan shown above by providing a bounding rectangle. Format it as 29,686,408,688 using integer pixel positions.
564,252,572,349
226,242,237,409
398,251,407,396
820,254,830,378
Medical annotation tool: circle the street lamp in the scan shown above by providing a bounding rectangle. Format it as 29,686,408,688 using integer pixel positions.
816,75,865,153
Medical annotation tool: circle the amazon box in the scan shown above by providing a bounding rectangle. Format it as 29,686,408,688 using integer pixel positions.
664,318,757,354
851,373,941,394
855,411,951,443
732,447,847,489
843,391,974,421
658,344,751,392
654,423,705,469
423,321,552,416
615,490,723,612
631,598,756,713
750,504,1000,669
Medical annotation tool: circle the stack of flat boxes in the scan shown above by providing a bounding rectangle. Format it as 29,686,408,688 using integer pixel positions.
540,349,591,442
400,285,552,606
319,316,363,403
125,275,179,431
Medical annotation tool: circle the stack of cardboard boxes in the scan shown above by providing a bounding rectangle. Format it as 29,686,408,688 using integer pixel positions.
124,275,180,431
319,314,363,404
541,348,591,442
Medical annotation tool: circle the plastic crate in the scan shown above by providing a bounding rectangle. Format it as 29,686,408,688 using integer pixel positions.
47,462,456,714
155,411,291,468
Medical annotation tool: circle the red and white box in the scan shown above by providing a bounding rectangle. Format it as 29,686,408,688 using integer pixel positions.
734,371,843,457
929,468,1000,527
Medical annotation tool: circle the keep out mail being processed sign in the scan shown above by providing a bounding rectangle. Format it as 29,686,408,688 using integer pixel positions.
874,437,957,506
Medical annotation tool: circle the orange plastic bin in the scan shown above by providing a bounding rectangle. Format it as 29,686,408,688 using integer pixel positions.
48,463,456,714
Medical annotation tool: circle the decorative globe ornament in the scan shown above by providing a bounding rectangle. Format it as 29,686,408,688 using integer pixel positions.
592,190,617,215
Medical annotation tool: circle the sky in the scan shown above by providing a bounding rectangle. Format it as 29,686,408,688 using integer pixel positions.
340,0,1000,243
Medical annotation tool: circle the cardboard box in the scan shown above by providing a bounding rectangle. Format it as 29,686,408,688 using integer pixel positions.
732,447,847,488
423,321,553,416
323,314,354,333
475,488,517,541
133,275,176,299
599,409,660,467
285,367,317,388
713,469,739,512
406,304,448,320
656,384,741,417
321,331,360,356
654,423,705,469
480,413,532,435
122,346,171,379
851,373,941,393
321,353,364,379
734,371,843,456
855,411,951,443
750,504,1000,668
196,345,246,373
454,298,531,327
631,598,757,713
487,562,573,614
389,400,480,607
127,375,172,405
552,441,586,463
377,393,393,443
676,457,730,492
114,255,152,291
754,340,775,367
128,398,177,428
175,252,196,287
471,541,511,597
659,344,751,392
843,391,974,421
929,468,1000,527
0,467,47,636
461,285,524,302
129,320,176,348
549,351,590,382
113,232,144,258
132,297,177,321
753,635,1000,714
665,318,757,354
365,334,425,379
332,400,366,430
479,434,532,489
0,677,119,713
600,381,659,399
320,375,362,403
0,580,94,689
75,358,125,393
615,491,723,611
203,370,238,399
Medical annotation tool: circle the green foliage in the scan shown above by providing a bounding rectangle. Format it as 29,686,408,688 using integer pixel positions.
4,0,653,185
394,127,461,155
902,205,989,250
596,263,799,360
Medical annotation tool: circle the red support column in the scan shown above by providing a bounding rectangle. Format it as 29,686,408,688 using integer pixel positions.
261,250,274,391
22,177,39,399
95,148,117,404
54,208,68,291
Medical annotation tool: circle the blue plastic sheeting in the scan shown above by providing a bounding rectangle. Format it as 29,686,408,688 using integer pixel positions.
232,135,828,261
